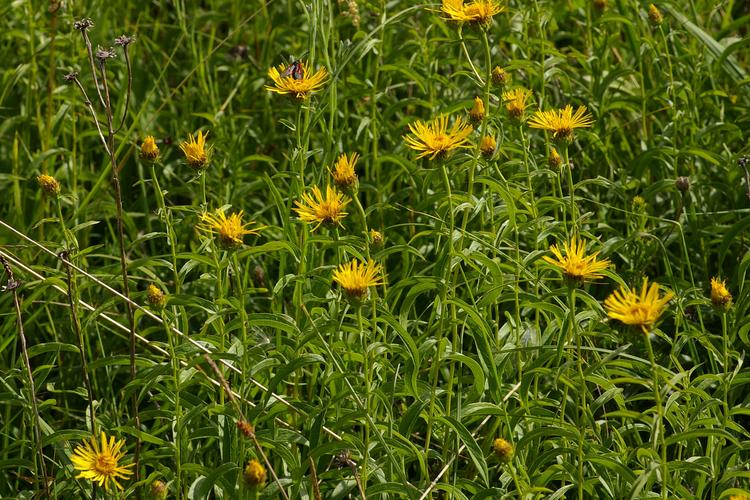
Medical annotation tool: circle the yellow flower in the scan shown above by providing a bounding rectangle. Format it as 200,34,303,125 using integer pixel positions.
70,432,134,492
404,115,473,160
528,105,594,142
729,495,750,500
491,66,510,86
441,0,505,26
370,229,384,249
479,135,496,158
331,153,359,190
294,185,350,231
333,259,383,299
604,278,674,333
146,284,167,310
265,61,328,100
469,96,485,123
710,277,732,312
548,147,562,169
542,237,610,284
37,174,60,195
502,88,533,120
140,135,160,161
648,4,663,25
199,207,262,249
243,459,266,488
492,438,514,464
180,130,211,169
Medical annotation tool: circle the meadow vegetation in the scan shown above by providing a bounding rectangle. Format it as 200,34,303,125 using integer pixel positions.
1,0,750,498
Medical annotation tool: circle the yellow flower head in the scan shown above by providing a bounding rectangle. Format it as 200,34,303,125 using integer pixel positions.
479,135,496,158
548,147,562,169
243,459,266,488
265,61,328,100
648,4,663,25
469,96,485,123
149,480,168,500
710,277,732,312
492,438,514,464
441,0,505,27
294,185,350,231
604,278,674,333
146,284,167,310
542,237,610,285
370,228,384,249
70,432,134,492
199,207,262,249
729,495,750,500
140,135,160,161
502,88,533,120
404,115,473,161
491,66,510,86
333,259,383,299
37,174,61,196
528,105,594,142
331,153,359,190
180,130,212,169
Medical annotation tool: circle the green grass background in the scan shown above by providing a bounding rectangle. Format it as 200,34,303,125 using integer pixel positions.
1,0,750,498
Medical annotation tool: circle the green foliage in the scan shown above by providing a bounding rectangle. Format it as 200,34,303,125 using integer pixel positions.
1,0,749,498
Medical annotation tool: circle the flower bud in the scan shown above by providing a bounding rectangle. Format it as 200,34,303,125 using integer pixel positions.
491,66,509,87
492,438,514,464
479,135,496,158
141,135,160,162
243,459,266,488
147,480,168,500
648,4,663,25
146,284,167,310
469,96,485,124
710,277,732,312
37,174,61,196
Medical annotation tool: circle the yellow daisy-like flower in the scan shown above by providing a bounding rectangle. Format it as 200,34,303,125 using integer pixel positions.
710,277,732,312
331,153,359,190
180,130,212,169
542,237,610,285
502,88,533,120
404,115,473,161
528,105,594,142
140,135,160,161
37,174,61,195
469,96,485,123
243,459,266,488
265,61,328,100
604,278,674,334
332,259,383,299
294,185,351,231
441,0,505,26
199,207,262,249
648,4,663,25
69,432,134,492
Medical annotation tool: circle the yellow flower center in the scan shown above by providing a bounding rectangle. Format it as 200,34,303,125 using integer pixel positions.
95,454,117,475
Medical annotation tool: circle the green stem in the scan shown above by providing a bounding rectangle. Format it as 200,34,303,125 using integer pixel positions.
563,145,576,235
163,312,182,497
645,334,669,499
358,305,370,493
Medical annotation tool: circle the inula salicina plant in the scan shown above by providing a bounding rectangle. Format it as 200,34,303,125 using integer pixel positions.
1,0,750,498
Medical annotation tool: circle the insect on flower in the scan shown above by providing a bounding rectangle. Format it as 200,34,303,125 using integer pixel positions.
282,60,304,80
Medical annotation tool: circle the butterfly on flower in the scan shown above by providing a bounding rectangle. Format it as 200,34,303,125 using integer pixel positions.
282,60,304,80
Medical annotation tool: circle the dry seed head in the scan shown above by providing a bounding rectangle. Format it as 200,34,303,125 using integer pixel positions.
73,18,94,31
236,420,255,438
114,34,134,47
675,176,690,193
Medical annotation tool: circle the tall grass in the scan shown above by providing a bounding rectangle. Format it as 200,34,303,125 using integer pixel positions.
1,0,749,498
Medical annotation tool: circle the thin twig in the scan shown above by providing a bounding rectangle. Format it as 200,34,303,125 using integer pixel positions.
1,257,51,500
114,43,133,135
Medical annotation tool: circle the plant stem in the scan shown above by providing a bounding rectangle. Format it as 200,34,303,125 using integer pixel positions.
645,334,668,499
